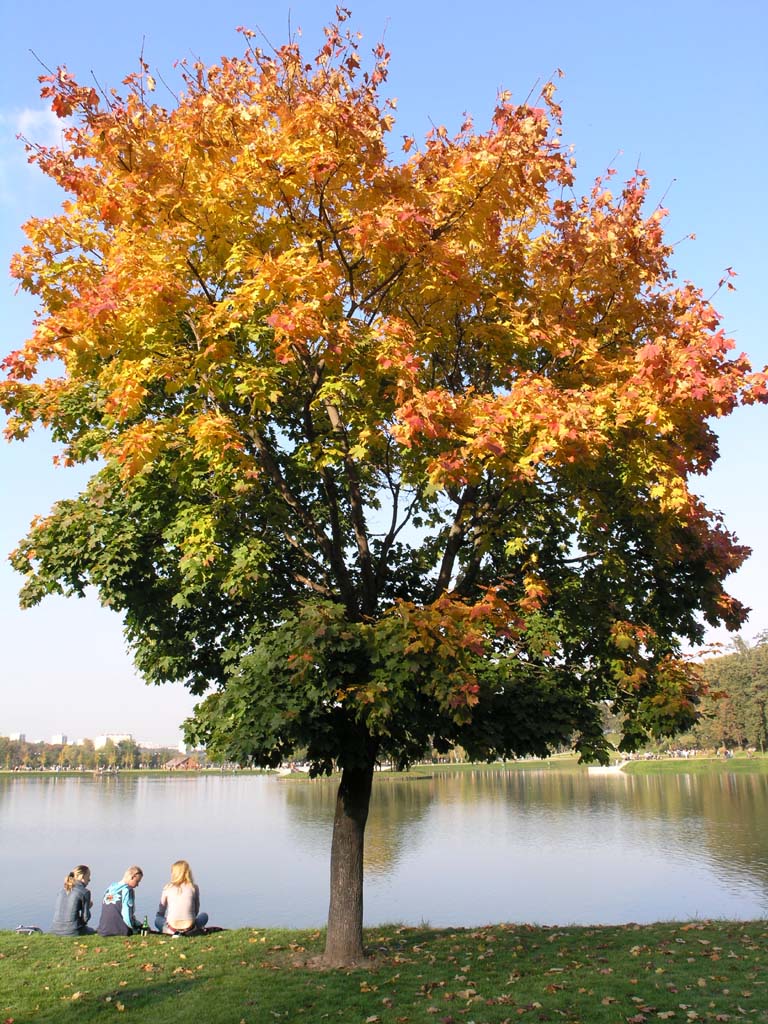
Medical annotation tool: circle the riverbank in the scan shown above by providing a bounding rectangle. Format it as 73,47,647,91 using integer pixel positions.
1,920,766,1023
0,767,269,776
5,752,768,778
622,754,768,775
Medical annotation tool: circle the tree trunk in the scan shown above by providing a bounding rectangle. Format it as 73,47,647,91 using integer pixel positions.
323,759,375,966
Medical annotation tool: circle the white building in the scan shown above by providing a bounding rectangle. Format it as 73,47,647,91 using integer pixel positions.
7,733,26,742
50,734,68,745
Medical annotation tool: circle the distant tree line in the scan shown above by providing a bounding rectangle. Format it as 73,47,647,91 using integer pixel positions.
676,634,768,751
0,736,182,770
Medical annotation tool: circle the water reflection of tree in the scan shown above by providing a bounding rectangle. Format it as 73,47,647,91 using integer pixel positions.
422,768,768,897
620,772,768,889
429,767,592,813
281,775,435,874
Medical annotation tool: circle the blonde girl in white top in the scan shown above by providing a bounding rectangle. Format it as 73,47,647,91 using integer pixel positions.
155,859,209,934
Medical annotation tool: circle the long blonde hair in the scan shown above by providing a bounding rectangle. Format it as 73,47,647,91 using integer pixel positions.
63,865,90,893
169,859,194,888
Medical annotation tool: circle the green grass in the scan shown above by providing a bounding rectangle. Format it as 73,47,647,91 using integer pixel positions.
2,920,766,1023
277,757,586,784
622,754,768,775
409,755,585,774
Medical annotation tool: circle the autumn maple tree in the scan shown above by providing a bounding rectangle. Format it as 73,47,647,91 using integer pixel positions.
3,10,766,963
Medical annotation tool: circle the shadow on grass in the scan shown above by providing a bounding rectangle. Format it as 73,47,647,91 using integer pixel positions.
11,975,213,1024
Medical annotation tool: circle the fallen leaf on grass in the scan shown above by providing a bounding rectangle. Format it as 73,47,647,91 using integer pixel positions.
71,992,83,1001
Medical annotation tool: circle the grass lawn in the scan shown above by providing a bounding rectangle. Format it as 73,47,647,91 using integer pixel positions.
1,920,766,1023
409,755,584,775
622,755,768,775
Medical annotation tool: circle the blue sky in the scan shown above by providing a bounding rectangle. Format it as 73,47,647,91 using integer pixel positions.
1,0,766,744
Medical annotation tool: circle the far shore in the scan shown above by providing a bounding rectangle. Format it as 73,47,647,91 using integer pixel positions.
4,750,768,777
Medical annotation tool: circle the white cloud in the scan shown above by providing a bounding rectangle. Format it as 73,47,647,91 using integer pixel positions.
0,106,69,148
14,107,67,147
0,106,69,208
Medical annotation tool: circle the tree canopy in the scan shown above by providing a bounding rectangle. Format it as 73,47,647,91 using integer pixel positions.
3,10,766,962
687,634,768,751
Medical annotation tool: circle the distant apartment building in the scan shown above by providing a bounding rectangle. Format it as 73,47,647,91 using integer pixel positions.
94,733,133,750
7,733,26,742
50,734,68,745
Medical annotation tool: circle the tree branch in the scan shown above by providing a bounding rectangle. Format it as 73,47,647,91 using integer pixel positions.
323,400,377,616
245,426,356,610
293,573,335,597
185,258,216,304
432,485,479,599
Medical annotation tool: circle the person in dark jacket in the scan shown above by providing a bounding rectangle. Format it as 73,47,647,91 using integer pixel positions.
51,864,94,935
97,866,143,936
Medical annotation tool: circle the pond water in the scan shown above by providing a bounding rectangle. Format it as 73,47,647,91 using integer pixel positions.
1,767,767,932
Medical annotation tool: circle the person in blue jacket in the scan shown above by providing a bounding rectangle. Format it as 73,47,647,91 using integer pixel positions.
97,866,143,936
51,865,94,935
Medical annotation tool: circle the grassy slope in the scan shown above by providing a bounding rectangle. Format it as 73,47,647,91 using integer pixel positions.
1,921,766,1024
622,756,768,775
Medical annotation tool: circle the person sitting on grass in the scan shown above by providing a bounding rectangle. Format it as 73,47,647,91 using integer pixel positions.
97,866,143,936
51,864,95,936
154,859,208,935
